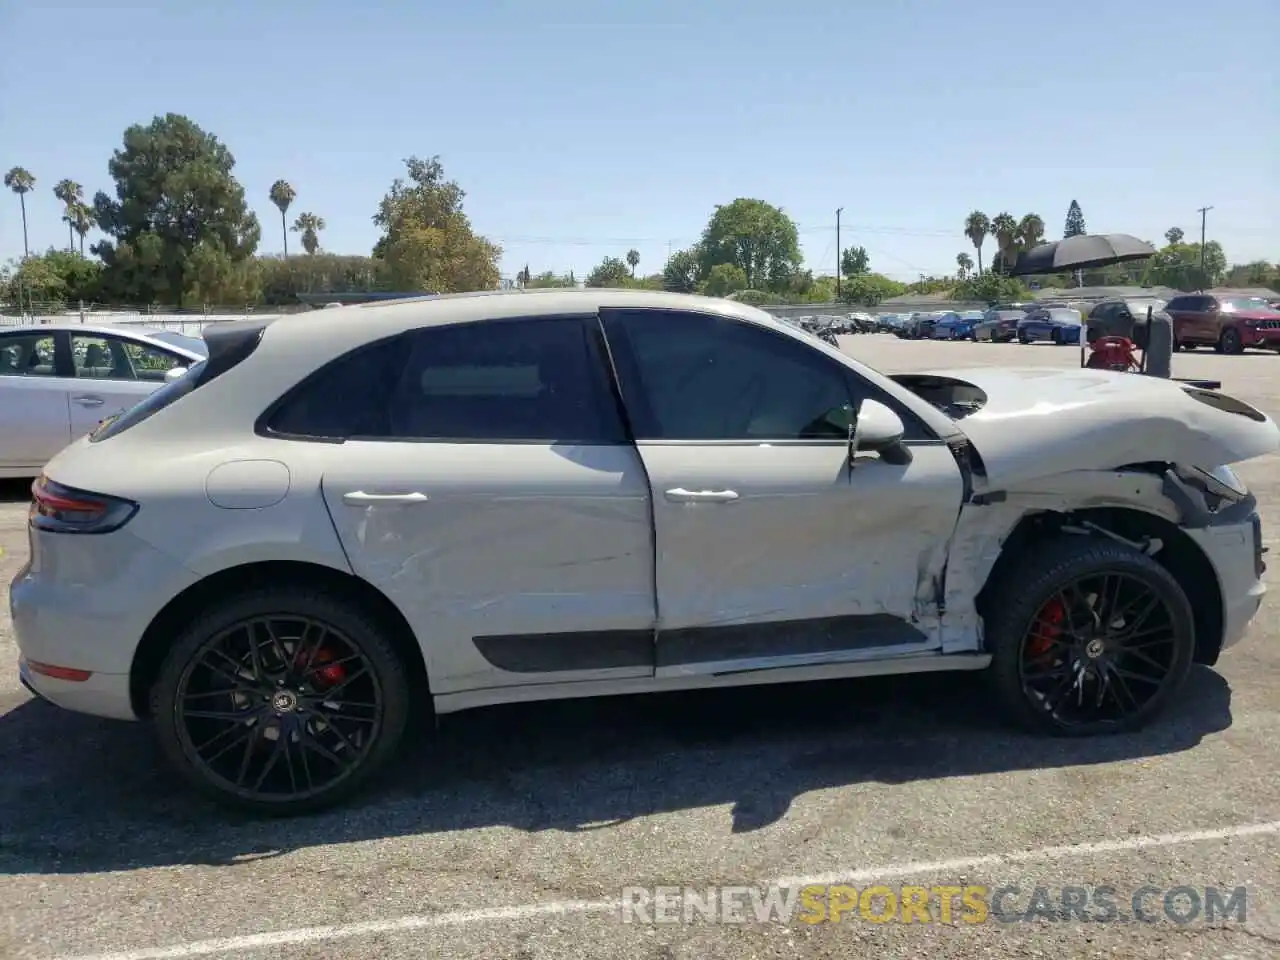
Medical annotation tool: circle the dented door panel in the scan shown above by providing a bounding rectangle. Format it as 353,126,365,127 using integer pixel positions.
636,441,966,650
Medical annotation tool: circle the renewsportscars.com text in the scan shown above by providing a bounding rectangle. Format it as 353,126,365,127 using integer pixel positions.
620,884,1248,925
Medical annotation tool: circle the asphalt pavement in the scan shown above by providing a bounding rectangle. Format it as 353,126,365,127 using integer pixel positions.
2,337,1279,960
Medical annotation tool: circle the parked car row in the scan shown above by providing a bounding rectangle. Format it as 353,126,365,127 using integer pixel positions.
880,294,1280,355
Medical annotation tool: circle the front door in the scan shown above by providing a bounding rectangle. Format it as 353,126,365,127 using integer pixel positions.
64,333,188,439
600,308,966,677
263,316,657,695
0,330,70,471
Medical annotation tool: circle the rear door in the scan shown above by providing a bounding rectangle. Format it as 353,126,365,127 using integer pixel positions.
600,307,966,677
280,315,656,695
65,332,188,439
0,330,71,471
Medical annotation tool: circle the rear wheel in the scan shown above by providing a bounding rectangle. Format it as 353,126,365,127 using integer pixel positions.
151,588,412,814
985,537,1195,736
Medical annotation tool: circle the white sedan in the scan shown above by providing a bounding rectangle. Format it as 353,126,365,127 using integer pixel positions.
0,323,205,478
10,290,1277,814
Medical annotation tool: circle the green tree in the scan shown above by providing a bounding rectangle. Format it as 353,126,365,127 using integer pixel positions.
255,252,389,305
373,155,501,293
1143,241,1227,291
839,272,908,306
586,255,632,288
53,179,84,252
2,247,103,307
1064,200,1086,237
701,262,749,297
625,248,640,277
840,245,870,277
1165,226,1184,246
92,113,261,306
963,211,990,275
951,272,1031,304
292,212,325,255
956,252,974,279
269,180,297,258
662,247,701,293
525,270,575,288
5,166,36,258
1223,260,1276,291
989,212,1018,273
515,264,532,287
697,198,801,291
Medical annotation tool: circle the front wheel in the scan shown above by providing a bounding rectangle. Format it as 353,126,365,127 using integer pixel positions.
1051,329,1063,345
984,537,1195,736
1219,328,1243,355
151,587,413,814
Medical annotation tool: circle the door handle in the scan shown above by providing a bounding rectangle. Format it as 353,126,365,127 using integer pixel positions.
664,487,739,503
342,491,429,505
72,396,104,407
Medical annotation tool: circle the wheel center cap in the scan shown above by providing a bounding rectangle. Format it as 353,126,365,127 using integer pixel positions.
1084,638,1106,659
271,690,299,713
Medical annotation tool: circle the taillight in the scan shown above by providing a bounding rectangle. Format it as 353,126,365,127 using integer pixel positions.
29,475,138,535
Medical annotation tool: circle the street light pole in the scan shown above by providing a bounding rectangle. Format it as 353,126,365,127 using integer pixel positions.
835,207,843,300
1197,205,1213,289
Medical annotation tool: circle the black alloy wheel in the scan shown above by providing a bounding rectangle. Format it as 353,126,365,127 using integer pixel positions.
1219,327,1243,355
153,589,411,813
986,537,1194,735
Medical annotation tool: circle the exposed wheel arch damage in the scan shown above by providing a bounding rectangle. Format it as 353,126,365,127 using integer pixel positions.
974,506,1224,666
129,560,430,720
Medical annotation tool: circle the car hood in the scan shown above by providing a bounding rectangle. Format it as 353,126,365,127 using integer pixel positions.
916,366,1280,488
1228,310,1280,322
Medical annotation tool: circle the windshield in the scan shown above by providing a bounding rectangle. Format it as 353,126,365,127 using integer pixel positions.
1220,298,1277,314
145,330,209,356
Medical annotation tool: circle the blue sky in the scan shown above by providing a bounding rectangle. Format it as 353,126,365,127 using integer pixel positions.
1,0,1275,283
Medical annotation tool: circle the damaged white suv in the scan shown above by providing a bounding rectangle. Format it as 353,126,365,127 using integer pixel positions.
11,290,1276,813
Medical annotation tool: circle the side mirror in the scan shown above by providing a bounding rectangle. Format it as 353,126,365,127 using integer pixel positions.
856,399,906,455
164,366,189,383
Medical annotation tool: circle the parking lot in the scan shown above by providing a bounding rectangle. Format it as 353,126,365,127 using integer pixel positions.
2,336,1279,960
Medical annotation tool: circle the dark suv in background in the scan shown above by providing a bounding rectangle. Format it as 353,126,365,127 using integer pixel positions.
1165,295,1280,354
1085,297,1171,348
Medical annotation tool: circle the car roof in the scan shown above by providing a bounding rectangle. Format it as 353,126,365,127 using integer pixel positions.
0,321,207,358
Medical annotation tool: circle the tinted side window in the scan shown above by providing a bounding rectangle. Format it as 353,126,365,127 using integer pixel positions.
386,317,622,442
265,336,408,439
1166,297,1192,312
0,333,56,377
605,310,879,442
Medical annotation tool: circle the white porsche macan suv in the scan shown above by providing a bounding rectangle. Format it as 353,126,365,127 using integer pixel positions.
10,290,1276,813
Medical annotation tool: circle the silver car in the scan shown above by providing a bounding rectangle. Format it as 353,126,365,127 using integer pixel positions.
0,323,206,478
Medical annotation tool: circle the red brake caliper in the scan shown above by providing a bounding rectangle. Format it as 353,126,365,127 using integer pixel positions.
1028,598,1066,660
294,646,347,689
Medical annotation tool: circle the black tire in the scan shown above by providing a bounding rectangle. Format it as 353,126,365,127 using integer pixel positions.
984,536,1195,737
1219,328,1243,355
1018,333,1030,344
151,587,412,815
1051,329,1063,345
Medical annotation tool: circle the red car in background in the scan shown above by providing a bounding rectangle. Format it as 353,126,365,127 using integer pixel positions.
1166,294,1280,354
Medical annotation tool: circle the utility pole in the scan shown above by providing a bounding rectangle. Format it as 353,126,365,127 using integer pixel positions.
1196,205,1213,289
835,208,843,299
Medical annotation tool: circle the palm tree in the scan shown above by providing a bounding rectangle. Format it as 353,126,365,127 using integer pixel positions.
53,180,83,244
963,211,990,275
990,212,1018,273
52,179,84,251
626,248,640,278
69,201,93,256
291,212,325,255
269,180,297,257
4,166,36,258
1017,214,1045,252
956,252,974,279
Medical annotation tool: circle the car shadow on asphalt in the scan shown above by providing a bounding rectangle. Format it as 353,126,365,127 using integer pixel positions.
0,666,1233,876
